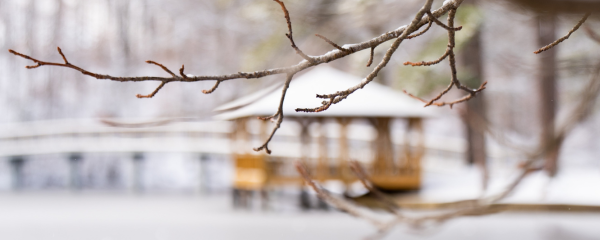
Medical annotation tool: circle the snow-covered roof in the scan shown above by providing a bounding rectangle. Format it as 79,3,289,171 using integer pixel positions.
213,66,438,120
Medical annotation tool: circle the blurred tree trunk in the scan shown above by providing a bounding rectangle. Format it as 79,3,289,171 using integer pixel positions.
462,27,488,189
537,13,560,177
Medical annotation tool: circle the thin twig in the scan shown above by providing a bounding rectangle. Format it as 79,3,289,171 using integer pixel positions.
254,73,295,154
295,96,335,113
146,60,177,77
404,81,487,108
407,21,433,39
315,34,349,52
273,0,315,63
202,81,222,94
426,11,462,31
404,47,451,66
137,81,167,98
534,12,591,54
306,0,437,112
366,47,375,67
57,47,69,64
179,65,188,79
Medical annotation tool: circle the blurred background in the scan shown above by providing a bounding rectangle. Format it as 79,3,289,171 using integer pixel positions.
1,0,600,239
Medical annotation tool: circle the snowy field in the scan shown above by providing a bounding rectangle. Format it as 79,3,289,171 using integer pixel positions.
0,192,598,240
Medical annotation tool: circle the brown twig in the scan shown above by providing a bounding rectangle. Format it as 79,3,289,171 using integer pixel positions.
273,0,314,63
534,12,591,54
202,80,222,94
57,47,69,64
179,65,188,79
404,9,487,108
407,21,433,39
403,7,486,108
404,81,487,108
137,81,167,98
254,73,295,154
315,34,349,52
306,0,437,113
146,60,177,77
366,47,375,67
295,96,335,113
426,11,463,31
403,47,451,66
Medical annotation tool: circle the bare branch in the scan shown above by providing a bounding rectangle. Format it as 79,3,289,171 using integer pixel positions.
145,60,177,77
295,96,335,113
254,73,294,154
10,0,464,95
10,0,468,153
403,47,451,66
304,0,437,112
405,7,487,108
315,34,349,52
404,81,487,108
57,47,69,64
273,0,315,63
426,11,463,31
534,12,591,54
202,81,222,94
407,21,433,39
137,81,167,98
179,65,188,79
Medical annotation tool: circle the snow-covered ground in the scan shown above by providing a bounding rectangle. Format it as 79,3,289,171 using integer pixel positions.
0,193,598,240
410,166,600,206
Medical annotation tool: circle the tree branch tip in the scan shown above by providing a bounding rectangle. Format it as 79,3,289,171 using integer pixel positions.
253,146,272,154
480,81,488,89
56,47,69,64
179,65,190,79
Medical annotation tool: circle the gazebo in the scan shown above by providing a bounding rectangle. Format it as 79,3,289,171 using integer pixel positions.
214,66,436,202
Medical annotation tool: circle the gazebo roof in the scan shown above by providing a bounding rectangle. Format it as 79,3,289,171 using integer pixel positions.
213,66,437,120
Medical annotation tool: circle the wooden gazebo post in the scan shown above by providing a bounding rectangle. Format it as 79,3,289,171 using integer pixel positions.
317,118,329,181
403,118,424,174
336,117,351,183
370,117,395,176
